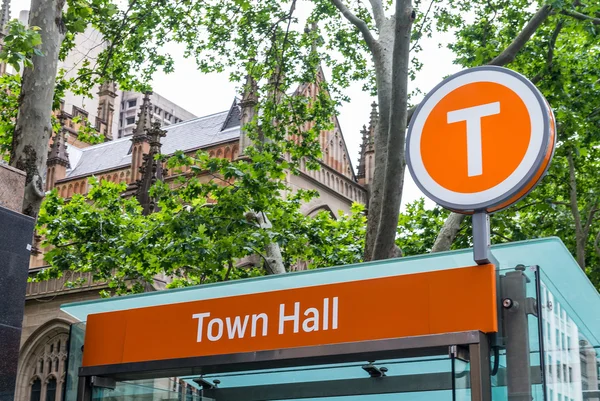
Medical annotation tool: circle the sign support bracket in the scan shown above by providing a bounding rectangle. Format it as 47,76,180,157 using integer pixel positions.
472,212,498,266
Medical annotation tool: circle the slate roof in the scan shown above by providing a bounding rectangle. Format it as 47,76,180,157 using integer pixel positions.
65,109,240,179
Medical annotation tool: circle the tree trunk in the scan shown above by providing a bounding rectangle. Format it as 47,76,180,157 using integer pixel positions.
10,0,66,218
255,211,286,274
431,213,466,253
371,0,413,260
364,21,393,261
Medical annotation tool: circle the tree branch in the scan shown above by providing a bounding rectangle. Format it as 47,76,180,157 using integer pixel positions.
431,212,466,252
488,4,553,66
561,9,600,25
531,19,564,84
410,0,437,52
594,231,600,259
583,201,599,240
368,0,385,30
330,0,377,52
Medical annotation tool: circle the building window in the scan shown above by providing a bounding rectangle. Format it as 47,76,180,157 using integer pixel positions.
18,323,69,401
128,99,137,108
30,379,41,401
45,378,57,401
126,117,135,125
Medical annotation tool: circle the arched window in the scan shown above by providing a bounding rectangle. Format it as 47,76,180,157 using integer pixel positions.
45,378,56,401
16,320,70,401
67,185,73,198
216,149,223,159
120,172,125,183
73,182,79,194
30,379,41,401
112,173,118,182
224,147,231,160
232,146,239,160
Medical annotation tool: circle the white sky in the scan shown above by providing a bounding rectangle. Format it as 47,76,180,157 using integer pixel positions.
10,0,460,208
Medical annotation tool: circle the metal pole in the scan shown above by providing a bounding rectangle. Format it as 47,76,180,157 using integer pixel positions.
469,333,491,401
501,266,533,401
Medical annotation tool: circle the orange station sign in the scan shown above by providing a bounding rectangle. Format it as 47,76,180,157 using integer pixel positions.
407,66,556,214
82,264,498,367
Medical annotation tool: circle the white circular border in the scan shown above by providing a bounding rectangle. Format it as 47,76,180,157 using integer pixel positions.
408,69,545,208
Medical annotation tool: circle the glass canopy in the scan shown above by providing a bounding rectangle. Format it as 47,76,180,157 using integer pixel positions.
61,238,600,401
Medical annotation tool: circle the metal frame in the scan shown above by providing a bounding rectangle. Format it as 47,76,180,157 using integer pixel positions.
78,331,492,401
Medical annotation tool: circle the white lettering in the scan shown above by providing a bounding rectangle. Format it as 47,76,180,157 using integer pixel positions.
251,313,268,337
302,308,320,332
447,102,500,177
192,312,211,342
279,302,300,334
332,297,339,330
226,315,249,339
207,318,224,341
323,298,329,331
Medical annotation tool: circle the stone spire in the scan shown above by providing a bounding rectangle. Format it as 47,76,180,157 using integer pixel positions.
357,102,378,186
47,117,70,168
131,92,152,182
356,125,368,180
238,72,258,156
135,121,166,215
46,115,70,190
0,0,10,35
367,101,378,151
132,91,153,142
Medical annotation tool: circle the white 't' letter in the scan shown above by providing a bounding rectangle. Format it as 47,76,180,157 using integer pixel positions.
447,102,500,177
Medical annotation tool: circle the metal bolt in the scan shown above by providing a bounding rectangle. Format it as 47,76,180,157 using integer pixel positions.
502,298,513,309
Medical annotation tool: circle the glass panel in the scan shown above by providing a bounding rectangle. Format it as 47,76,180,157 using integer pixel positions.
492,265,545,401
540,268,600,401
91,355,458,401
453,356,471,401
64,322,86,401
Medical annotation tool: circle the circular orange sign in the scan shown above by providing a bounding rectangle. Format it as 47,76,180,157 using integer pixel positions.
406,66,555,213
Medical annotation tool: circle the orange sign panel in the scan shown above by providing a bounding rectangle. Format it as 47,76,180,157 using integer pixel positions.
407,66,555,214
82,264,498,367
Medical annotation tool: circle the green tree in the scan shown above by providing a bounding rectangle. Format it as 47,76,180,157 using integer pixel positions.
36,146,366,295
